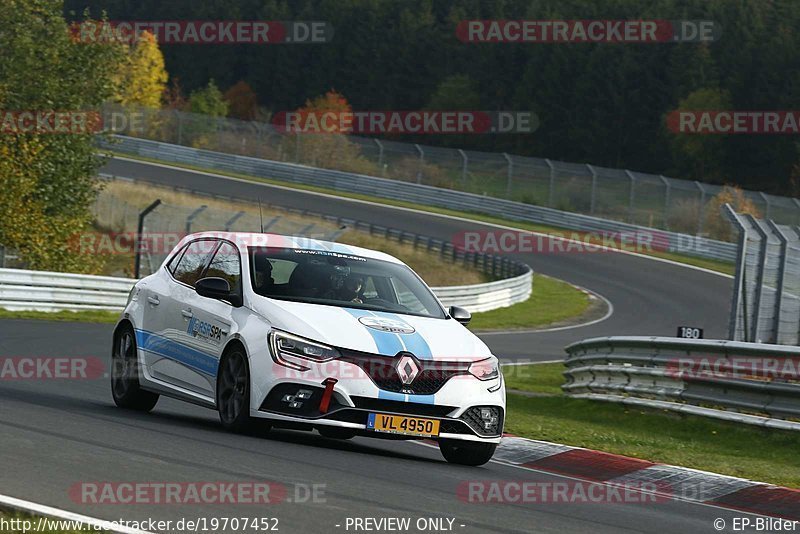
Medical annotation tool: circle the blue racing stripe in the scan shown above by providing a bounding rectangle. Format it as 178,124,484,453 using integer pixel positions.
135,329,218,377
345,308,404,356
371,311,433,360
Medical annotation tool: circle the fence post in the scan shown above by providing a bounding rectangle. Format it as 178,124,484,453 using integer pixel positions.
659,175,671,229
759,192,771,220
414,144,424,184
766,220,789,344
586,164,598,215
175,110,183,145
745,214,768,343
625,170,636,223
224,211,246,231
134,199,162,279
545,159,555,207
503,153,513,198
374,139,385,176
185,205,207,234
695,181,707,236
458,149,468,184
724,204,749,341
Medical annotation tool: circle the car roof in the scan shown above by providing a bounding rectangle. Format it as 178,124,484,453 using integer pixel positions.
180,231,404,265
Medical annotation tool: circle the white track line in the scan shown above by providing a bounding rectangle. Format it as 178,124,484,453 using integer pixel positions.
0,493,154,534
108,155,733,280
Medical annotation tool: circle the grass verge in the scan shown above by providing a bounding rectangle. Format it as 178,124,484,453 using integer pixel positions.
108,151,735,275
0,309,118,324
503,363,800,488
469,275,591,331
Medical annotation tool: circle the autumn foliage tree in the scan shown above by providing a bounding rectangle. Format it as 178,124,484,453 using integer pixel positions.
292,90,373,173
224,81,258,121
113,30,168,108
0,0,123,272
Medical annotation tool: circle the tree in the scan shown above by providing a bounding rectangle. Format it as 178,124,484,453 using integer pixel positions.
113,30,168,108
0,0,122,272
188,79,228,117
224,81,258,120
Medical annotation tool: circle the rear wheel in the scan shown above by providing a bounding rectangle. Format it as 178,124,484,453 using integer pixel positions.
217,349,253,433
318,426,357,440
111,325,159,412
439,439,497,466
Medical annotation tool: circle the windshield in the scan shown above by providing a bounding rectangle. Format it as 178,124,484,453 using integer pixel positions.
248,247,446,319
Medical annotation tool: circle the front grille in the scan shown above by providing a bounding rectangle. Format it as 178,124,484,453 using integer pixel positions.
340,349,469,395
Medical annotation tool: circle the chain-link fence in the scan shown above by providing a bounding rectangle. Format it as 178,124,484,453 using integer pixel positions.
102,104,800,239
727,204,800,345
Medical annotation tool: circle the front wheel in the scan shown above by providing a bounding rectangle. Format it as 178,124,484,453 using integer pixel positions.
111,326,159,412
439,439,497,466
217,349,253,433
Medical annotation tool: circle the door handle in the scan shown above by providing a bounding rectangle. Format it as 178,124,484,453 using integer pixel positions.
147,296,160,305
181,309,193,318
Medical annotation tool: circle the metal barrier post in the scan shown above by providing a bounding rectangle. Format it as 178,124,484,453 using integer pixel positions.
660,175,671,229
724,204,749,341
546,159,555,207
134,199,162,279
586,164,598,215
185,205,208,234
503,153,513,197
224,211,246,231
745,214,769,343
625,170,636,223
458,149,468,184
766,220,789,343
695,181,707,235
415,144,424,184
374,139,384,175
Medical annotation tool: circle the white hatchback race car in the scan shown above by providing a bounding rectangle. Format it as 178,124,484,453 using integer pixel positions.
111,232,505,465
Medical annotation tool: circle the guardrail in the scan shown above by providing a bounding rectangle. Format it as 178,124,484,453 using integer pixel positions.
0,268,135,311
563,336,800,431
0,257,532,314
100,136,738,263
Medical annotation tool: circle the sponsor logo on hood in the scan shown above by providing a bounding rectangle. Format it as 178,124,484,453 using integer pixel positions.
358,316,416,335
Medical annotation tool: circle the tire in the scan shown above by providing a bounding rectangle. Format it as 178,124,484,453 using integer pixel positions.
216,349,253,433
318,426,357,440
111,325,159,412
439,439,497,466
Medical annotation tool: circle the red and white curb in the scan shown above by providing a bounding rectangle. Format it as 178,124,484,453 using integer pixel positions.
489,435,800,519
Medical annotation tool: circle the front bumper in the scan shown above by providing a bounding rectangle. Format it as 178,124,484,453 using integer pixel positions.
249,352,506,443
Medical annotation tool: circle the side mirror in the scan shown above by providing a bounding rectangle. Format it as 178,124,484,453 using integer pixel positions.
449,306,471,325
195,277,242,307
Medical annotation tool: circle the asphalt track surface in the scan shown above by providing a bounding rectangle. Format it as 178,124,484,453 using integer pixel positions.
0,158,744,533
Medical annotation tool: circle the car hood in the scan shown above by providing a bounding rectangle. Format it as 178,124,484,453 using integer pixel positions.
250,296,493,361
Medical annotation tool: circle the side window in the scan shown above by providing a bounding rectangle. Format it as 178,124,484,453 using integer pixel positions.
391,278,428,313
205,242,242,294
172,239,216,287
167,246,187,274
268,259,298,285
362,277,379,299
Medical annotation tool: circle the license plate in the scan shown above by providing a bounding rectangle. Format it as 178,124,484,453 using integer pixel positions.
366,413,440,437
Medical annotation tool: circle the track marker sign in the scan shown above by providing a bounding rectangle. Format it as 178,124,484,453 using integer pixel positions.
677,326,704,339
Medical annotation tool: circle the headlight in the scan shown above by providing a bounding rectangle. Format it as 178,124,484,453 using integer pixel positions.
468,357,500,381
269,331,341,371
